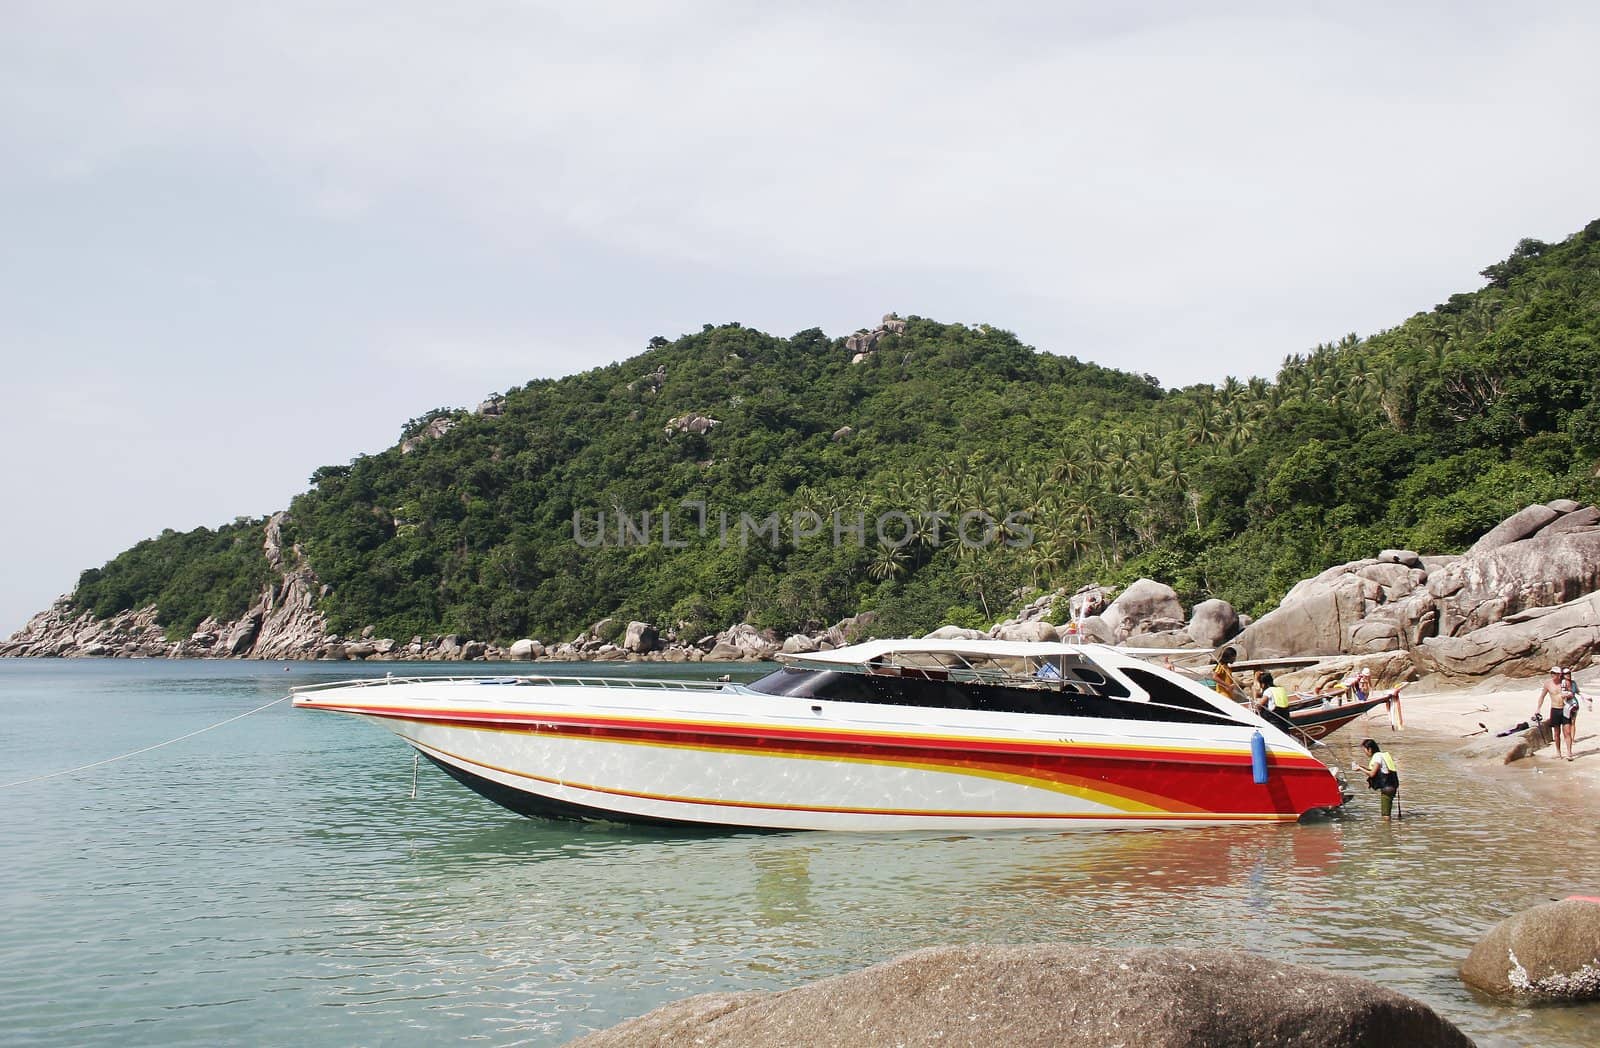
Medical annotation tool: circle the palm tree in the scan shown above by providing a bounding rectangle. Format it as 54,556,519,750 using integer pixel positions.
954,552,994,620
867,543,907,582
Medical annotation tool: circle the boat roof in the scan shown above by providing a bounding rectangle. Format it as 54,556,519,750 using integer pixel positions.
778,638,1144,667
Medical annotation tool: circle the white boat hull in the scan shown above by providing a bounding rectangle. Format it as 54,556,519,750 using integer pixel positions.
297,673,1344,831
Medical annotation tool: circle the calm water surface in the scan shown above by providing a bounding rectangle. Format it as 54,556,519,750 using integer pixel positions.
1,659,1596,1046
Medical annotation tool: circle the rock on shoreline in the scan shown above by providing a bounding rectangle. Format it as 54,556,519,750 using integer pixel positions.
7,502,1600,683
566,944,1474,1048
1460,898,1600,1002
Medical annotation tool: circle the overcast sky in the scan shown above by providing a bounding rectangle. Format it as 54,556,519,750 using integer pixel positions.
2,2,1597,635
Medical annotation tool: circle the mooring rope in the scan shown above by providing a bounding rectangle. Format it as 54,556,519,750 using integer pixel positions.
0,694,290,789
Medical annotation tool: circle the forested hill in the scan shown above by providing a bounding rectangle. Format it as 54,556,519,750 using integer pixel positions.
68,219,1600,644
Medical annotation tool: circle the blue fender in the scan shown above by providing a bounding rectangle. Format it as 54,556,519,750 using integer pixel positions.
1250,730,1269,784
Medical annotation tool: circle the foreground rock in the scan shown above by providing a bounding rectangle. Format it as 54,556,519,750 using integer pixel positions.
1460,898,1600,1002
568,945,1473,1048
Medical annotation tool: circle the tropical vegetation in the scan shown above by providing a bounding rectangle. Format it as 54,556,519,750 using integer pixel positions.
70,220,1600,642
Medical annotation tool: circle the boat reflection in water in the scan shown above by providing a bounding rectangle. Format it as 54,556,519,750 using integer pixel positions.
292,640,1348,831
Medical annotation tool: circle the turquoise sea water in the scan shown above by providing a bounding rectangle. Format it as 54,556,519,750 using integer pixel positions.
1,659,1597,1046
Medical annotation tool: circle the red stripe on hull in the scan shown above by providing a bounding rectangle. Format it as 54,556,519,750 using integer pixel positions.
323,703,1346,818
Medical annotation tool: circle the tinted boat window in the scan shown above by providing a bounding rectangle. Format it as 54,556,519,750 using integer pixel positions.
748,666,1224,724
1121,668,1235,720
748,668,880,703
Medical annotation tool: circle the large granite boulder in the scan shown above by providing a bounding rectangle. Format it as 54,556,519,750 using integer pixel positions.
1460,897,1600,1001
1188,599,1240,647
1543,505,1600,536
1125,628,1196,649
1230,567,1378,659
623,621,659,654
1468,503,1562,555
1100,579,1184,643
1425,526,1600,637
780,633,820,654
993,620,1058,643
1412,591,1600,680
704,641,743,661
220,609,263,656
508,638,544,660
923,625,987,641
568,944,1473,1048
1378,548,1424,569
1074,615,1115,644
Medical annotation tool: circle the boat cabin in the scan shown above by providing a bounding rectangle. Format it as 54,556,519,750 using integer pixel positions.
753,640,1245,727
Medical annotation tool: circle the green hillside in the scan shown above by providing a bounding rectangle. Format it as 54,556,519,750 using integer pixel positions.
71,220,1600,642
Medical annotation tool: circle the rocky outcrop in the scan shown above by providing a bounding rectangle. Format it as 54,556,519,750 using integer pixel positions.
1461,898,1600,1002
922,625,986,641
994,620,1058,643
626,365,667,393
1411,591,1600,681
569,944,1473,1048
399,414,458,453
843,313,907,364
0,599,171,659
1102,578,1185,643
1232,500,1600,679
665,413,720,436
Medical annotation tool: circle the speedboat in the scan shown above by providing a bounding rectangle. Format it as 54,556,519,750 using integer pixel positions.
291,639,1347,831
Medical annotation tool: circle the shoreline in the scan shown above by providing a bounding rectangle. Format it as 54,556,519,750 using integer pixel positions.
1335,670,1600,796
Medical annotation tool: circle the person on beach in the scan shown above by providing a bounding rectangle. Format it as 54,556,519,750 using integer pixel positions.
1211,648,1242,701
1534,667,1572,760
1344,666,1371,704
1561,668,1588,760
1361,738,1400,818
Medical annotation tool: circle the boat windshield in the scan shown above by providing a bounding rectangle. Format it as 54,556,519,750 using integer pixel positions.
746,666,1234,725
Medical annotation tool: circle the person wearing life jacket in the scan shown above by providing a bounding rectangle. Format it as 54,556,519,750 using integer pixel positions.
1258,671,1293,730
1361,738,1400,818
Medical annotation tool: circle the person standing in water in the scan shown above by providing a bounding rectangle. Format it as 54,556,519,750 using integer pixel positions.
1361,738,1400,818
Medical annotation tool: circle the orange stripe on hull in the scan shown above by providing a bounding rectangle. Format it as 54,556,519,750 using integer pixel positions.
410,736,1303,824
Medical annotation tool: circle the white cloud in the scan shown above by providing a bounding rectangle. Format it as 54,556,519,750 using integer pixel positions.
1,1,1598,631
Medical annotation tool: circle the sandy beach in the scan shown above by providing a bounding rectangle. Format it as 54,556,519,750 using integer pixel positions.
1314,668,1600,796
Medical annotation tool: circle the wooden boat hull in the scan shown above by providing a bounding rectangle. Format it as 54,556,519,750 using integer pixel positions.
1285,694,1395,741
